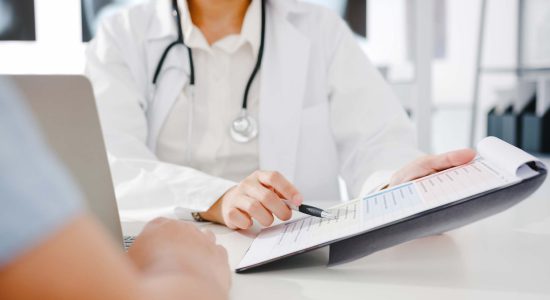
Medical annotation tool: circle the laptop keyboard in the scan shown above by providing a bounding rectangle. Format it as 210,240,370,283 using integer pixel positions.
123,235,136,251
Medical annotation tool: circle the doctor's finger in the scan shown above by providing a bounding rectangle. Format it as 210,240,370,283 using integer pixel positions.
226,208,252,230
421,149,476,172
256,171,303,206
234,196,274,227
244,184,292,221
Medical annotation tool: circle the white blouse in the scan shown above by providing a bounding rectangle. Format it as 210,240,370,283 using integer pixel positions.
156,0,261,183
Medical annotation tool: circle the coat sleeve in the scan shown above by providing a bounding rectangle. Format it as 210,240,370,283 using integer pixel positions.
85,16,235,221
327,20,424,199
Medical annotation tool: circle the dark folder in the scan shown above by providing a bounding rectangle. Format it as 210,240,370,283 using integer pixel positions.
236,137,547,273
328,161,545,265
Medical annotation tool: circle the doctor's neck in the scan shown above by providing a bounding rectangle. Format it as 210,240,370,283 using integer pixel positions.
187,0,252,45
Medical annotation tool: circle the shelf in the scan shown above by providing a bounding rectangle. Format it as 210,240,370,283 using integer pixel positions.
478,67,550,74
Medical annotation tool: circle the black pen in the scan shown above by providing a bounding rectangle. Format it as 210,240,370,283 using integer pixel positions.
285,200,336,219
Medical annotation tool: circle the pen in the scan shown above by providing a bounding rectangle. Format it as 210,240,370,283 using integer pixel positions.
284,200,336,219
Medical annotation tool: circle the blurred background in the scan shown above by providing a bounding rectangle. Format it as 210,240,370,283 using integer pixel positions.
1,0,549,155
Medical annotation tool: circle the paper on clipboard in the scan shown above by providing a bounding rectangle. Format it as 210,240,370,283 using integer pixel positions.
237,137,545,271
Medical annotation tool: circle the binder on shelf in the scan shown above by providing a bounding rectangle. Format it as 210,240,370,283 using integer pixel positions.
522,107,550,154
521,78,550,154
515,81,537,114
490,89,517,138
489,97,536,148
236,137,547,273
537,78,550,117
488,83,538,148
487,107,503,139
501,106,520,146
486,105,520,146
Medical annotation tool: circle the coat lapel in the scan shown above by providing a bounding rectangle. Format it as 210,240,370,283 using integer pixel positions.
259,1,311,182
143,0,312,171
145,0,189,150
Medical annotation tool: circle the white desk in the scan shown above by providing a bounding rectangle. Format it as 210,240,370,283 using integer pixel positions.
122,167,550,300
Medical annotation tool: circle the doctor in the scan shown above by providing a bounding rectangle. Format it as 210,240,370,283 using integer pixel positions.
86,0,475,229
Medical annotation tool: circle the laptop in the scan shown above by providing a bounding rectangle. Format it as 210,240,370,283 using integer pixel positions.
8,75,134,249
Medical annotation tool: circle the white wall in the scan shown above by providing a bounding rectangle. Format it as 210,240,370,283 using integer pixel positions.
362,0,413,81
362,0,545,144
364,0,520,105
2,0,548,145
523,0,550,68
0,0,85,74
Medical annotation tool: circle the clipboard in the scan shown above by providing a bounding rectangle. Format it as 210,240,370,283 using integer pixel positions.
235,137,547,273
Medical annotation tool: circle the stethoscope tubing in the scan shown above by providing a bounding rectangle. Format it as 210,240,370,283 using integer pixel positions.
152,0,265,112
242,0,265,109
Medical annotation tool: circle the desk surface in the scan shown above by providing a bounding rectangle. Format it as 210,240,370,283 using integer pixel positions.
122,166,550,300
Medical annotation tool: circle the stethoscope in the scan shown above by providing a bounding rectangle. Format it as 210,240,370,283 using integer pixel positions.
152,0,266,143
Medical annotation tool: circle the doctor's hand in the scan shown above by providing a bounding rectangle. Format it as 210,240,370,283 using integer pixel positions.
388,149,477,188
201,171,303,229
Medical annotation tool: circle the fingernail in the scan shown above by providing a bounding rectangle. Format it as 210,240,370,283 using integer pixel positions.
292,194,303,206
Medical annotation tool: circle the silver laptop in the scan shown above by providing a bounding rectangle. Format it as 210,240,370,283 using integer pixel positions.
8,75,134,249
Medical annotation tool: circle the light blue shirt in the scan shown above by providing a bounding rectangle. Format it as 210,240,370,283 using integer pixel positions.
0,79,83,267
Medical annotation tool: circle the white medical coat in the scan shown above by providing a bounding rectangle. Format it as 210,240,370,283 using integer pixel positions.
85,0,423,221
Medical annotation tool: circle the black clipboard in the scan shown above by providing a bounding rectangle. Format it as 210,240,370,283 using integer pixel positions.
236,162,546,273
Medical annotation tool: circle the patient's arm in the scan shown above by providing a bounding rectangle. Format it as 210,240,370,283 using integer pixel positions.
0,215,230,300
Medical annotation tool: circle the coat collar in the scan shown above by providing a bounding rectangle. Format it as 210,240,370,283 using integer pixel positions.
146,0,307,41
174,0,262,58
146,0,175,41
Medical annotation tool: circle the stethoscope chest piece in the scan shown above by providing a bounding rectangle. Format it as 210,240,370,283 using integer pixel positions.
230,109,258,143
155,0,266,144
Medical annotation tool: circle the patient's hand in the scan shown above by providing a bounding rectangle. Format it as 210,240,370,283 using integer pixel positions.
388,149,476,187
127,218,231,300
201,171,303,229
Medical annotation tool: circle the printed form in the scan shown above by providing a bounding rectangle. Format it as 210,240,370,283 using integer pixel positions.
238,157,523,269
